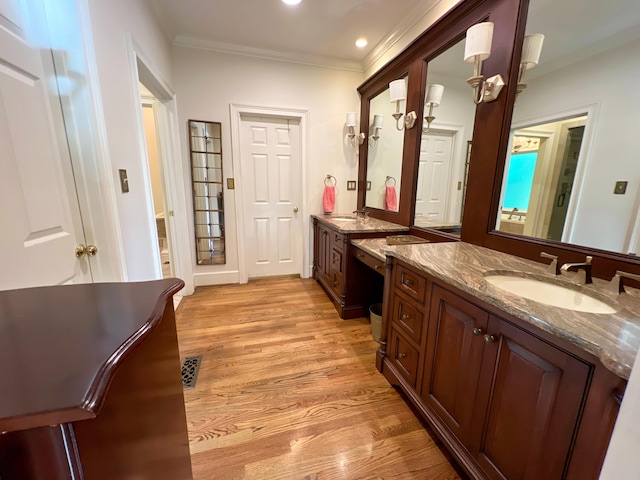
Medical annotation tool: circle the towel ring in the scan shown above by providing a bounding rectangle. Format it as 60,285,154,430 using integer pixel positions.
324,175,337,186
385,176,396,187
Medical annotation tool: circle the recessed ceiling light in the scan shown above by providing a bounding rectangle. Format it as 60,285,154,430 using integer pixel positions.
282,0,302,5
355,38,368,48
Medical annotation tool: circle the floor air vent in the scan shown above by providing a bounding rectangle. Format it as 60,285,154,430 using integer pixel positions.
181,355,202,389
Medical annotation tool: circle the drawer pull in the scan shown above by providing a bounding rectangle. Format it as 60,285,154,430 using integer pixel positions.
357,254,364,258
401,314,410,320
473,327,484,336
333,281,337,287
403,279,414,287
398,353,406,359
374,264,380,270
484,334,496,343
611,390,624,406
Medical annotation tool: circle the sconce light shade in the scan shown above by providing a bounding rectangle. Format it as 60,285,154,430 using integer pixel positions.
464,22,494,62
389,79,406,102
373,114,384,128
425,84,445,106
521,33,545,69
346,112,357,127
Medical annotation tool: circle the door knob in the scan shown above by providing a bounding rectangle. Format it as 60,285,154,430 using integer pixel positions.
293,207,299,213
75,244,98,259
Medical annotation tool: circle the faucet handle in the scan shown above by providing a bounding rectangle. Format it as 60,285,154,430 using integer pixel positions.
609,270,640,294
540,252,560,275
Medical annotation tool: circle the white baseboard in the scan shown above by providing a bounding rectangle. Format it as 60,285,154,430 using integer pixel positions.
193,270,241,287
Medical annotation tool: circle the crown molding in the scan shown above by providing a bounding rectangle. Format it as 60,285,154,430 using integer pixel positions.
173,35,364,73
363,0,461,75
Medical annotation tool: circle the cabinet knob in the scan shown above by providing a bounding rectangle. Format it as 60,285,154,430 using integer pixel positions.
374,264,380,270
473,327,484,336
401,314,410,320
484,334,496,343
357,254,364,258
403,279,413,287
398,353,406,359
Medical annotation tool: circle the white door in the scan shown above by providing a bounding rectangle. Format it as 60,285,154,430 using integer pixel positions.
0,3,90,290
240,115,302,278
415,130,455,221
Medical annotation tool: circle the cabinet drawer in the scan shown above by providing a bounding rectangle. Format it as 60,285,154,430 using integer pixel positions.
394,264,427,304
353,246,385,275
331,271,343,294
332,231,344,251
389,329,420,388
331,249,343,274
391,294,424,344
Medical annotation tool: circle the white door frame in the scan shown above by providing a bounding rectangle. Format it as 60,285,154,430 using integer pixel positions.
230,103,310,284
126,33,194,294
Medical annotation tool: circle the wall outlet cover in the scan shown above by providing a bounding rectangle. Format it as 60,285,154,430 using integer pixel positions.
346,180,356,191
227,178,235,190
118,169,129,193
614,181,628,195
366,181,371,191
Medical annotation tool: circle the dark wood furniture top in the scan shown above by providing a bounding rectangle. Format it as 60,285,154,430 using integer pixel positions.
0,279,184,433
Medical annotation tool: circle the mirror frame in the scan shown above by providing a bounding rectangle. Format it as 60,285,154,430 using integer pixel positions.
357,0,640,281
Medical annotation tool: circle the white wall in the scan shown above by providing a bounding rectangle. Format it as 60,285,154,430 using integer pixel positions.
511,38,640,253
172,46,364,285
86,0,174,280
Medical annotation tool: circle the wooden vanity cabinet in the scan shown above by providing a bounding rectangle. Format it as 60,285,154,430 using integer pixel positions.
312,218,386,319
380,259,624,480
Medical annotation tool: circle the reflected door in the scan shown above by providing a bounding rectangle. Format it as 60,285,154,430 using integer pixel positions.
415,131,455,221
240,115,302,278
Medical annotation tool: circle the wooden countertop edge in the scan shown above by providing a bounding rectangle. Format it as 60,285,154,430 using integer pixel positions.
0,278,185,434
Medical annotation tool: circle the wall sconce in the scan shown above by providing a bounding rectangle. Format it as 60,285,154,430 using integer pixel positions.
517,33,544,96
369,115,383,148
346,112,365,147
464,22,505,104
389,79,417,130
422,84,444,133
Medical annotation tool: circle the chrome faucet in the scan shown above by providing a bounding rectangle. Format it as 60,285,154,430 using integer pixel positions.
560,255,593,284
353,209,367,219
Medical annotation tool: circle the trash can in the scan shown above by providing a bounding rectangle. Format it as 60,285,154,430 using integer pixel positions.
369,303,383,342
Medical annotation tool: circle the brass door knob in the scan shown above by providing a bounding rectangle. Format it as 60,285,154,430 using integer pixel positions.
75,244,98,259
293,207,299,213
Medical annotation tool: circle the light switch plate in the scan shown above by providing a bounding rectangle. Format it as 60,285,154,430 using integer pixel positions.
346,180,356,191
118,169,129,193
614,181,628,195
366,181,371,191
227,178,235,190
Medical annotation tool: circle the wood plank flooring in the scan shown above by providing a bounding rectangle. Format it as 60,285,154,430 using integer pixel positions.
175,276,462,480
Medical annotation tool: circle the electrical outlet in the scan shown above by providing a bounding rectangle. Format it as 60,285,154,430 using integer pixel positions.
227,178,235,190
614,181,628,195
346,180,356,191
366,181,371,191
118,169,129,193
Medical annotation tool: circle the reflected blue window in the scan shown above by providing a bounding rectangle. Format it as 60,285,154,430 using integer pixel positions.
503,152,537,210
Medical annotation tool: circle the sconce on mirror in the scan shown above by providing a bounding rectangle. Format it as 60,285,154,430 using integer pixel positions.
464,22,506,104
346,112,365,148
422,84,444,133
516,34,545,96
389,79,417,130
369,114,384,148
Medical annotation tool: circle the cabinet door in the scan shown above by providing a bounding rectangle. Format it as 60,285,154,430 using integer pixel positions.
472,315,590,480
316,224,331,279
420,285,488,444
389,328,420,388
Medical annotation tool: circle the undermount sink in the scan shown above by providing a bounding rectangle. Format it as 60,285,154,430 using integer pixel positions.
484,273,618,314
327,216,357,221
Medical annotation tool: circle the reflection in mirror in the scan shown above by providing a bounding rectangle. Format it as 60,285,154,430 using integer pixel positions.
413,37,477,236
495,0,640,254
189,120,226,265
365,81,405,211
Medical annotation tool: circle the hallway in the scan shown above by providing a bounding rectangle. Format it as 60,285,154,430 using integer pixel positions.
175,277,461,479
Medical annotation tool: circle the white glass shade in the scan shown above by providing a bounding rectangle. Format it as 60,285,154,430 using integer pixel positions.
522,33,545,69
373,114,384,128
425,84,445,107
346,112,357,127
389,79,406,103
464,22,494,63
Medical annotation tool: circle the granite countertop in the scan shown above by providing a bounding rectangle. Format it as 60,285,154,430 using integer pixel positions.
313,214,409,234
353,239,640,379
352,237,402,261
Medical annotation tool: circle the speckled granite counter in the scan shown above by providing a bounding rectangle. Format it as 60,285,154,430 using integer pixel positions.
313,214,409,234
353,239,640,379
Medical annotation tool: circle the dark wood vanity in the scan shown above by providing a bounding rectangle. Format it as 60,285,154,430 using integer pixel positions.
0,279,192,479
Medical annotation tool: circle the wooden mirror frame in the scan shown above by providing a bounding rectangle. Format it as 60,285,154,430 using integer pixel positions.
357,0,640,281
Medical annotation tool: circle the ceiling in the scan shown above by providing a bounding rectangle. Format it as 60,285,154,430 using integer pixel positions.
148,0,439,70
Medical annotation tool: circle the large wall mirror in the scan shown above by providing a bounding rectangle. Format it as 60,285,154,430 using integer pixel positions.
494,0,640,255
365,79,407,212
413,36,477,237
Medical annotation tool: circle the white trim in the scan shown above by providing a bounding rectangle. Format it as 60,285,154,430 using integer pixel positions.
194,270,240,287
174,36,363,73
510,104,598,245
125,33,194,294
230,103,310,283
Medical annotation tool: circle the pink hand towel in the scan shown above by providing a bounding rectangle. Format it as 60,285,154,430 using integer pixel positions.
323,185,336,213
385,186,398,211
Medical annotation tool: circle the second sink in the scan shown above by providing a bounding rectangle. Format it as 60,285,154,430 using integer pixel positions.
484,273,617,314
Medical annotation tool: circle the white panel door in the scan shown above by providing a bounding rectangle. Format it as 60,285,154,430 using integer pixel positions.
240,115,302,278
415,131,455,221
0,5,90,290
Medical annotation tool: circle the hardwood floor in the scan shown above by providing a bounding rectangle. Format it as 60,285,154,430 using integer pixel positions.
175,276,462,480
